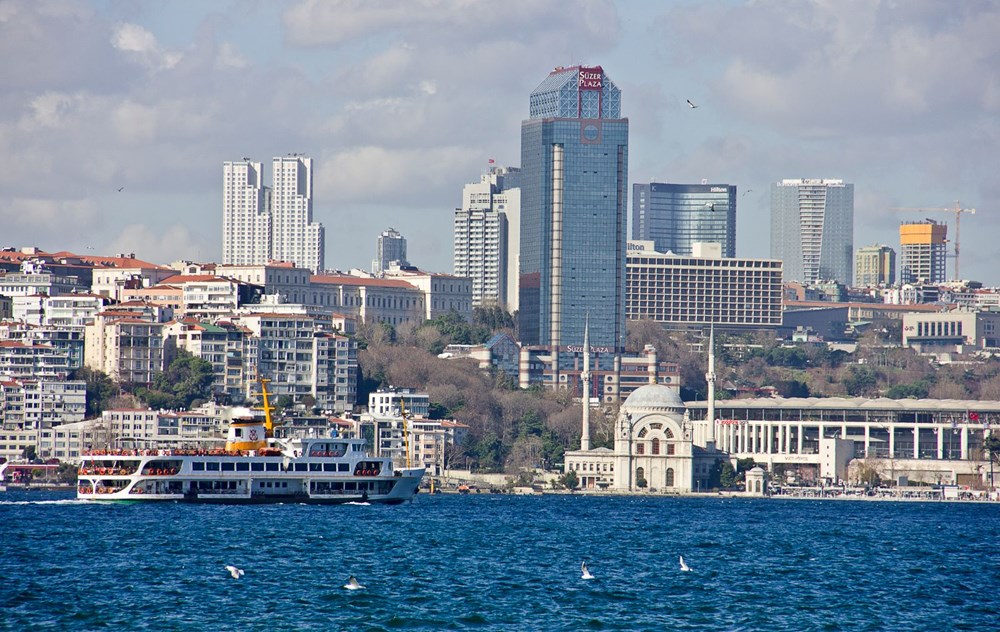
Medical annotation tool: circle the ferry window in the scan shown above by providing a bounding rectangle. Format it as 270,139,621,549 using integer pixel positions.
207,462,220,471
281,482,287,488
236,462,249,471
221,462,235,471
324,463,336,472
294,463,307,472
338,463,349,472
310,463,321,471
266,462,279,471
234,428,242,437
193,462,205,471
251,463,264,471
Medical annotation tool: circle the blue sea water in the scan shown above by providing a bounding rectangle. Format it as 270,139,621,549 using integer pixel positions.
2,491,999,631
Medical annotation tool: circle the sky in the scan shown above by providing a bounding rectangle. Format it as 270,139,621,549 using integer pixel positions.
2,0,998,283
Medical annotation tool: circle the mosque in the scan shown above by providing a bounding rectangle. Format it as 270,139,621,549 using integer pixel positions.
566,324,1000,491
563,326,727,493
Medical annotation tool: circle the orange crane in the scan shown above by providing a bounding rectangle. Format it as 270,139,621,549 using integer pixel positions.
892,201,976,280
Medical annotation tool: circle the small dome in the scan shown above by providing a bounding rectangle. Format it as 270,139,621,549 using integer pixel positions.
623,384,685,410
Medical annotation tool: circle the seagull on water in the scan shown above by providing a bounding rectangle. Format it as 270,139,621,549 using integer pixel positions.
343,575,365,590
686,99,699,109
679,556,692,572
117,186,125,192
225,565,244,579
581,561,594,580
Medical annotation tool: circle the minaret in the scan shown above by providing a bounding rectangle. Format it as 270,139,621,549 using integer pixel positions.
706,324,717,450
580,316,591,451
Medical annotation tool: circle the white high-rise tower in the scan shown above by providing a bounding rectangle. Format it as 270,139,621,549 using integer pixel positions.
271,155,324,273
770,178,854,285
222,160,271,266
453,165,520,309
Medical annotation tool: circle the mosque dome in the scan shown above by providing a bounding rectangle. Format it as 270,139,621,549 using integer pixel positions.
622,384,685,411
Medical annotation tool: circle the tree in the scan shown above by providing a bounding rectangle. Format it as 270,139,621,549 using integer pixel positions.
985,433,1000,490
851,457,883,487
473,305,516,332
134,351,215,410
718,461,738,488
561,469,579,490
471,433,506,472
843,366,878,397
774,379,810,398
72,366,117,417
885,381,929,399
56,462,78,484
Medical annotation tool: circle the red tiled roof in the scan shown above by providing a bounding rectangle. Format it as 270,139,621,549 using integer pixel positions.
47,251,169,269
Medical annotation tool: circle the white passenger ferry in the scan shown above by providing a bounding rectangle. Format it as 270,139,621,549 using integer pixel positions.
77,380,424,504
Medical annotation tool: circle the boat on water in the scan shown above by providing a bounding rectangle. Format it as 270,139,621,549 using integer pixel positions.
76,379,424,505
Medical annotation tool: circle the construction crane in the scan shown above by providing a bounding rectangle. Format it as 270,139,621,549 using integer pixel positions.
892,201,976,281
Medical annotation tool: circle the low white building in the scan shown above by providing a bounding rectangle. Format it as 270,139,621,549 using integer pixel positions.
902,310,1000,355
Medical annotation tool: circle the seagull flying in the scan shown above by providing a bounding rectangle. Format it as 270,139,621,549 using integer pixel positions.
679,556,691,572
581,561,594,580
225,565,244,579
343,575,365,590
742,189,752,197
117,186,125,192
686,99,699,109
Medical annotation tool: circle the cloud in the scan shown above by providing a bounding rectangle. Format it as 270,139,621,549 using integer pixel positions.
215,42,248,69
661,1,1000,137
284,0,619,50
111,21,182,70
320,145,478,206
103,224,204,264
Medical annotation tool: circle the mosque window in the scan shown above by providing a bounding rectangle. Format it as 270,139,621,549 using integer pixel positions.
667,443,675,455
664,428,675,439
636,443,645,455
665,468,675,487
651,438,660,455
637,428,648,438
649,423,662,430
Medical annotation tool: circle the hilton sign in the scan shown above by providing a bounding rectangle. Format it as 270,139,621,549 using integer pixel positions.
578,66,603,90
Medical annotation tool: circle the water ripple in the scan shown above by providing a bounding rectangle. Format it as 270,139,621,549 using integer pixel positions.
2,491,999,630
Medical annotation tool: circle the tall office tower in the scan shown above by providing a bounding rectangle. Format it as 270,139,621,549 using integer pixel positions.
372,228,408,276
453,166,521,309
854,244,896,287
770,178,854,285
632,183,737,257
899,220,947,284
222,160,271,265
271,156,324,273
518,65,628,361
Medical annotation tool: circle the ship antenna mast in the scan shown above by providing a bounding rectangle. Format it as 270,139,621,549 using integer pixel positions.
400,396,412,469
254,375,277,438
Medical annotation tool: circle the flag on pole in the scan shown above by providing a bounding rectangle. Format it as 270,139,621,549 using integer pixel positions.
968,411,980,422
488,158,495,164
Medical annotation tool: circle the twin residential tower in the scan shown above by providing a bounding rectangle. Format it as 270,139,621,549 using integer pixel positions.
222,155,325,273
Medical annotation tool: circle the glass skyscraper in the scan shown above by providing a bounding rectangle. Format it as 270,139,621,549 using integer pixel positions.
518,65,628,360
770,178,854,285
632,183,737,257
